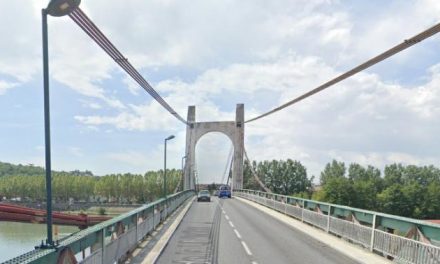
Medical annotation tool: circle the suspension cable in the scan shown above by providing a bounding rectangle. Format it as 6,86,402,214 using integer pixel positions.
220,145,234,184
244,147,272,193
246,22,440,123
68,8,187,125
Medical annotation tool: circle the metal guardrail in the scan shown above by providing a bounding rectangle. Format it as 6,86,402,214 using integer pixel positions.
235,189,440,264
4,190,194,264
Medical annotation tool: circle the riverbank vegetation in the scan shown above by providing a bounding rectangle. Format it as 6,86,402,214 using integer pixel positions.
243,159,440,220
0,162,181,203
2,160,439,219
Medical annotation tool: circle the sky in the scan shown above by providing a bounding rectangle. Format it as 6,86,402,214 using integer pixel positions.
1,0,440,184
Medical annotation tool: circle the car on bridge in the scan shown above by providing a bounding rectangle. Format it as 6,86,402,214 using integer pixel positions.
197,190,211,202
218,185,231,198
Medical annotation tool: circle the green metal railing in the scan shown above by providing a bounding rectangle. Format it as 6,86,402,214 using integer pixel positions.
236,189,440,264
4,190,194,264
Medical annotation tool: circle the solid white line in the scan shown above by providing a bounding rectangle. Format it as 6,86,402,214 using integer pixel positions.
233,229,242,239
228,221,235,228
241,241,252,256
225,215,230,220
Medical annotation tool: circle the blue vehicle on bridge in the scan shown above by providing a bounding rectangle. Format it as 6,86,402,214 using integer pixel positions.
218,185,231,198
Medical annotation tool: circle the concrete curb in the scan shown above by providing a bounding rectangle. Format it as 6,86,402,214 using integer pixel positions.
141,197,195,264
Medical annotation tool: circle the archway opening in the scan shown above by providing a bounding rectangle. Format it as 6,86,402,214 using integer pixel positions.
195,132,234,185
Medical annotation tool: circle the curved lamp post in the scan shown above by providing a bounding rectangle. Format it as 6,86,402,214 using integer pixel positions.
163,135,175,199
41,0,81,248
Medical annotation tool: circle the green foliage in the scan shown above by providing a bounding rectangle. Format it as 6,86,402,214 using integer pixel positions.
311,189,326,201
207,183,218,192
317,160,440,219
0,162,181,204
243,159,312,195
322,176,355,206
293,191,311,199
0,161,45,177
377,184,411,216
320,160,346,185
243,160,261,190
98,207,106,215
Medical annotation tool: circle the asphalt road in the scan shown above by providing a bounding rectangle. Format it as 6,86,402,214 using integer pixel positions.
156,197,359,264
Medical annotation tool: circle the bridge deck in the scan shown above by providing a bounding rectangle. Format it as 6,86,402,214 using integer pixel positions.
156,197,358,264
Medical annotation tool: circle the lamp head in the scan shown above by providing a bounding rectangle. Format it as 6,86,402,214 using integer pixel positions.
166,135,175,141
46,0,81,17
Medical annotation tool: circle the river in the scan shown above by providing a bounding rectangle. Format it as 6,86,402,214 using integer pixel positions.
0,222,79,262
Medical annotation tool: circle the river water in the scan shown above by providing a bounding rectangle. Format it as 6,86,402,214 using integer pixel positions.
0,222,78,262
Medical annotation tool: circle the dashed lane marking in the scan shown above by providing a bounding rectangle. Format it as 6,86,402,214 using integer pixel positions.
233,229,242,239
221,201,258,264
241,241,253,256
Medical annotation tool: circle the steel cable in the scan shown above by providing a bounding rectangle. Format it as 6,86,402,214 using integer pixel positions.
71,9,177,115
244,147,272,193
246,22,440,123
70,9,171,107
220,145,234,184
68,8,187,124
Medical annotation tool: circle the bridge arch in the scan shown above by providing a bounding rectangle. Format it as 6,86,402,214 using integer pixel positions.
195,132,234,184
184,104,244,191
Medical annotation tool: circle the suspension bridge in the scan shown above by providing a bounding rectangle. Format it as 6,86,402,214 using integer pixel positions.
3,0,440,263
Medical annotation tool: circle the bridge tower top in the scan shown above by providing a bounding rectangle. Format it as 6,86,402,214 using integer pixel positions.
184,104,244,190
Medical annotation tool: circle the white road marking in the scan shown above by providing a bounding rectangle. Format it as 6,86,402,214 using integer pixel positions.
241,241,252,256
233,229,242,239
220,199,255,261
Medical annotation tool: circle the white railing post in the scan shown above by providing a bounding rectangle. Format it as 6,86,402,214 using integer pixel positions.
284,196,287,215
370,214,377,252
301,200,305,222
152,204,156,229
135,213,139,242
326,205,331,233
101,228,105,264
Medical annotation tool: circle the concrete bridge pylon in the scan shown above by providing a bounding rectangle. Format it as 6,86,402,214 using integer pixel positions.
183,104,244,191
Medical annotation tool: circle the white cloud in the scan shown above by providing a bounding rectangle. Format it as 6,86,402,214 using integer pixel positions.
0,2,40,83
104,130,187,173
0,81,18,95
195,132,234,184
122,76,141,95
68,147,84,157
79,99,102,109
244,60,440,177
74,103,179,131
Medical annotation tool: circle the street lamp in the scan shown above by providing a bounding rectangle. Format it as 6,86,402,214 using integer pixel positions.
41,0,81,248
47,0,81,16
163,135,175,199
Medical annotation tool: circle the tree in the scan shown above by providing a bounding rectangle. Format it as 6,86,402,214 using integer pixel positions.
320,160,346,185
321,177,355,206
383,163,405,187
377,184,411,217
424,182,440,219
243,160,261,190
243,159,312,195
347,163,383,210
